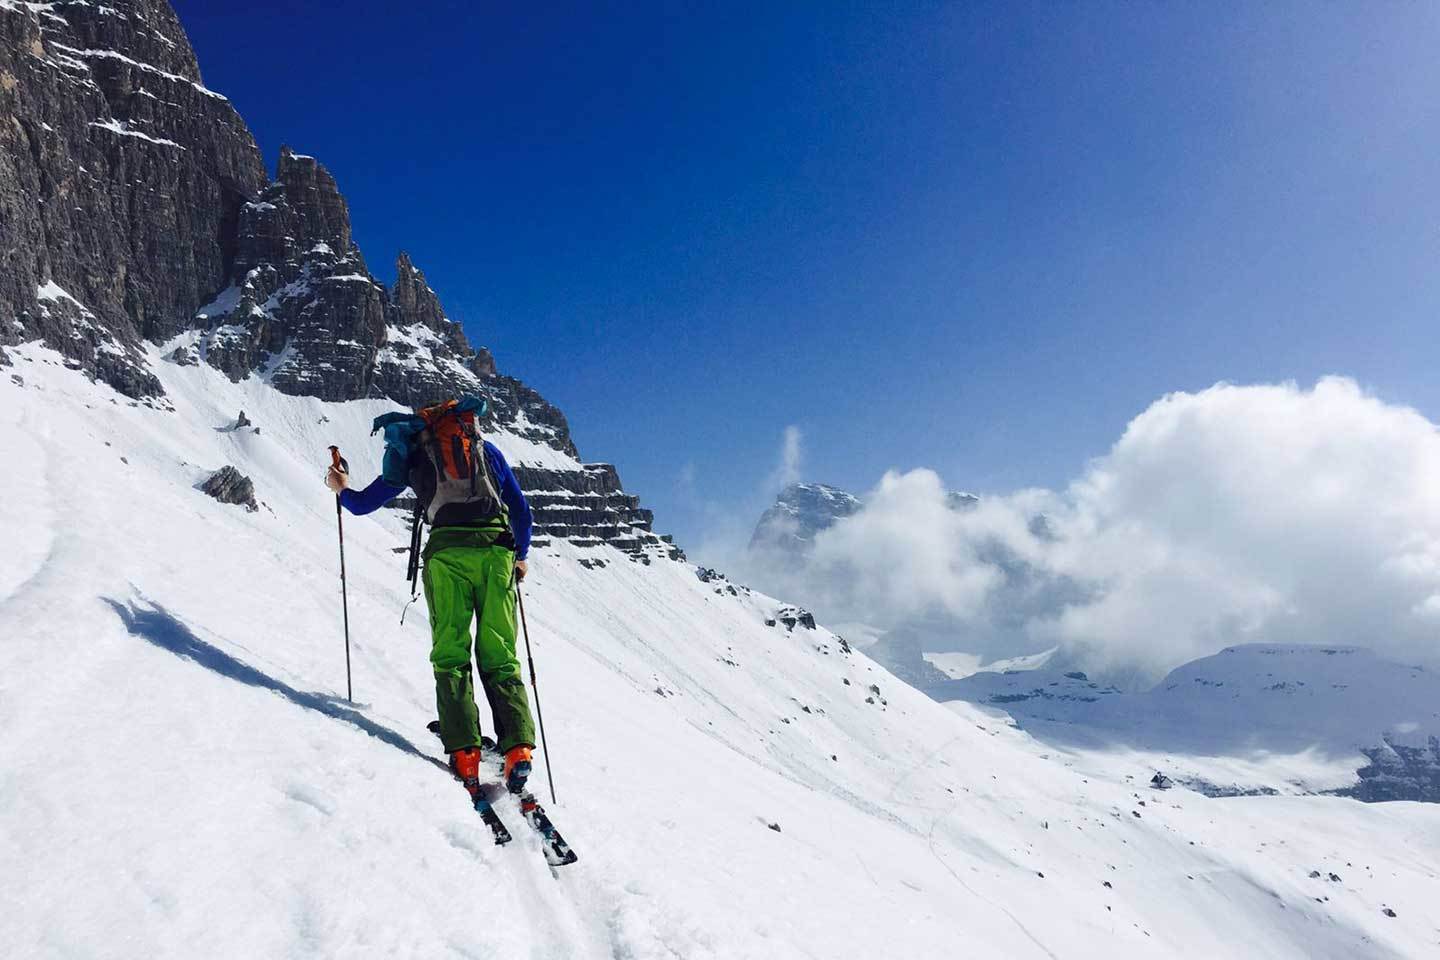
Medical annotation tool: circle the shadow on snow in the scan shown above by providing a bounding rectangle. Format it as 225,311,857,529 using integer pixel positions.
103,596,446,771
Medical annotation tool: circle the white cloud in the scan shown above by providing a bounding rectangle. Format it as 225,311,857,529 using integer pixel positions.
750,378,1440,683
768,425,803,493
676,460,698,495
692,426,809,573
807,469,1004,623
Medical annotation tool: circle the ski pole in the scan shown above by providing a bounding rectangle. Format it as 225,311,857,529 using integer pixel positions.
517,586,557,804
329,445,353,703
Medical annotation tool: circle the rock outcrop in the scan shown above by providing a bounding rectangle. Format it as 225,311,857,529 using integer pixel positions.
775,605,817,630
0,0,677,561
515,463,680,560
199,465,257,512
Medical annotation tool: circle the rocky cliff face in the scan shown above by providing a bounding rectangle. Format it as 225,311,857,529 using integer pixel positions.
515,463,678,558
1345,736,1440,803
0,0,266,397
188,144,496,407
0,0,677,561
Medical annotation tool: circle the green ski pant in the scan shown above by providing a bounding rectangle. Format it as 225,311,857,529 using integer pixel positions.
422,544,536,755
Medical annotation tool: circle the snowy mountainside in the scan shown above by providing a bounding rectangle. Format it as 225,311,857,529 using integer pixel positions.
936,645,1440,800
5,351,1440,958
0,0,675,561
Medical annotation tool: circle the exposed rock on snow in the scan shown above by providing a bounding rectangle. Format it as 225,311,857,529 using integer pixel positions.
775,604,816,630
199,465,257,512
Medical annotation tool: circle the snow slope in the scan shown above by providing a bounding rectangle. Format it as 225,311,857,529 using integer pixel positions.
933,644,1440,796
3,345,1440,958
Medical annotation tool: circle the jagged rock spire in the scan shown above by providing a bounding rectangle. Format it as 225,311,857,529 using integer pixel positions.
276,145,355,254
393,252,453,335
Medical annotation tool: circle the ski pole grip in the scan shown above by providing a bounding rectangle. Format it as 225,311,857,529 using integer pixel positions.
329,445,346,473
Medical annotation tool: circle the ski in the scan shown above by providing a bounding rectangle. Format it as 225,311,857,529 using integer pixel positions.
517,793,578,866
474,796,514,845
428,721,577,865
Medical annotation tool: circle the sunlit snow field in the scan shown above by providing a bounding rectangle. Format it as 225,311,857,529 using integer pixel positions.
3,343,1438,958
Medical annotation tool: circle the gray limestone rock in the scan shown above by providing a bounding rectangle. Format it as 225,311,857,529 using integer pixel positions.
199,465,257,512
0,0,267,397
776,605,817,631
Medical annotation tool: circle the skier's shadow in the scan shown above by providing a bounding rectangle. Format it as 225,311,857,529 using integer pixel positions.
102,596,446,772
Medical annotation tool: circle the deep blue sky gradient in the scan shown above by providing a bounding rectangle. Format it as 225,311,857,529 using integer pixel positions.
174,1,1440,553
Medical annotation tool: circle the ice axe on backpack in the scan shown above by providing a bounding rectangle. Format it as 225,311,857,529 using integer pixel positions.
328,445,354,703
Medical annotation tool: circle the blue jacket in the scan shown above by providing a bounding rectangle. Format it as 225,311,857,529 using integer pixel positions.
339,440,533,560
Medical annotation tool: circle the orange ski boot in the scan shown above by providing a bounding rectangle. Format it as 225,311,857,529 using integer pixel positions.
503,745,532,795
450,747,483,802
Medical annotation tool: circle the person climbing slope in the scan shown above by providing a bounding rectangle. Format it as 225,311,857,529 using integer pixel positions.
324,396,536,802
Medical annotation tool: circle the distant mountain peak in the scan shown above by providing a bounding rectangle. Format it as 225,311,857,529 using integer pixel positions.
787,481,856,499
749,481,862,553
748,481,981,556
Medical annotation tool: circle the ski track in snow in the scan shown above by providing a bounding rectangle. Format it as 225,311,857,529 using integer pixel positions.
2,342,1439,958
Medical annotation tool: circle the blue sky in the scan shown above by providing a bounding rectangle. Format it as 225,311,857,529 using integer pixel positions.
175,1,1440,555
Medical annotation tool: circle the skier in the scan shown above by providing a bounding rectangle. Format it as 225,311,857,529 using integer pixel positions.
325,396,536,801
